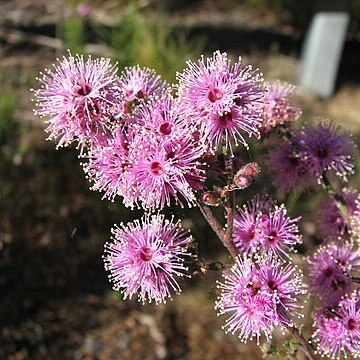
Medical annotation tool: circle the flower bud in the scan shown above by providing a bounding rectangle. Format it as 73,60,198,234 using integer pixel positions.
233,162,261,189
202,191,222,206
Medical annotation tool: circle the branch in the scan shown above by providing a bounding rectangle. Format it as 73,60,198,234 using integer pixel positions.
223,154,238,259
287,326,319,360
197,200,238,259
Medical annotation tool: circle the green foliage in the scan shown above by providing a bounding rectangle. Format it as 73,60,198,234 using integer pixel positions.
267,339,299,357
95,5,204,81
0,92,16,147
63,16,87,53
62,2,204,81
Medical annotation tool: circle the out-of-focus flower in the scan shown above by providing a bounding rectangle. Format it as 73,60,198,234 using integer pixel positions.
32,52,120,152
216,255,306,343
77,3,92,17
177,51,265,151
318,188,360,241
297,122,354,181
260,81,301,135
266,139,313,192
307,242,360,305
103,213,193,304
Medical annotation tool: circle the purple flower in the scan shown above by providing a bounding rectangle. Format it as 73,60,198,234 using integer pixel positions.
313,308,348,359
307,242,360,305
260,81,301,135
103,213,193,304
260,205,302,258
233,196,269,254
177,51,264,151
266,139,313,192
124,131,206,209
233,196,301,258
132,93,192,139
297,122,354,181
32,52,120,152
77,4,92,17
118,66,167,115
313,291,360,359
83,127,134,202
215,255,306,343
318,188,360,241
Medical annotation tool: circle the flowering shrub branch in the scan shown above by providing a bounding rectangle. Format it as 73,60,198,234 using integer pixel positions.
32,50,360,359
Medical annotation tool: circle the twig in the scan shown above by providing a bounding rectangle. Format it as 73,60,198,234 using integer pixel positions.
287,326,319,360
197,200,238,259
223,154,238,259
0,26,116,57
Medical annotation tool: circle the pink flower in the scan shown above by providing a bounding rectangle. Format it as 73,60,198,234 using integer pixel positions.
260,81,301,135
118,66,167,115
307,242,360,305
297,121,354,181
177,51,265,151
216,255,306,343
233,196,301,258
121,95,207,209
317,188,360,241
103,213,193,304
32,52,120,152
313,291,360,359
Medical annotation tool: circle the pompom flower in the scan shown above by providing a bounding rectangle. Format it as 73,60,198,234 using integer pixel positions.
233,196,301,258
317,188,360,241
103,213,193,304
307,242,360,305
297,122,354,181
84,94,206,209
176,51,265,151
120,95,207,209
313,291,360,359
215,255,306,344
117,65,167,115
83,127,133,202
32,51,120,151
260,81,301,135
266,139,313,192
124,133,206,209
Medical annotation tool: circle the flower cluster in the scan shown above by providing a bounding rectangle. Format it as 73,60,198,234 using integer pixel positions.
312,291,360,359
176,50,265,151
233,196,301,258
32,52,120,152
84,94,207,209
307,241,360,305
317,188,360,241
103,213,193,304
215,255,306,343
267,122,354,192
260,81,301,135
33,50,360,358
